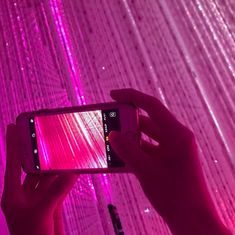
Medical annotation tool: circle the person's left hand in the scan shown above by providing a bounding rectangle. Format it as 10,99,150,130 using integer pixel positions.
1,124,78,235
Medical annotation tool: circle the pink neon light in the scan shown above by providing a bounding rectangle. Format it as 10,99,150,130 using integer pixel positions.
50,0,85,105
34,111,106,169
0,0,235,234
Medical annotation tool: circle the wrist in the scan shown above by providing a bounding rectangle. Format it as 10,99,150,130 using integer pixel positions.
8,215,54,235
164,206,230,235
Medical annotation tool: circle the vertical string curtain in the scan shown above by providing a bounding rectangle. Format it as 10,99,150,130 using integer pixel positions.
0,0,234,234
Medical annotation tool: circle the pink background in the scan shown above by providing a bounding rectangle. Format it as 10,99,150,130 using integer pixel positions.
35,111,107,170
0,0,234,234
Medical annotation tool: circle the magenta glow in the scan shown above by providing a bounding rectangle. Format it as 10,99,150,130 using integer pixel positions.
34,111,106,169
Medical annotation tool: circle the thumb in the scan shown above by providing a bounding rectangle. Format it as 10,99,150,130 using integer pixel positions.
109,131,147,173
42,173,78,211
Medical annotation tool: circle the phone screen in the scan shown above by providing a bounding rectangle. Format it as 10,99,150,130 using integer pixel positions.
28,109,124,170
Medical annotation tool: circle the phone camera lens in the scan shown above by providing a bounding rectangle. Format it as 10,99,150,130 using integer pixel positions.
109,112,116,118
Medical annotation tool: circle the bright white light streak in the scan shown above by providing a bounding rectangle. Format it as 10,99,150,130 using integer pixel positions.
159,0,235,167
63,114,80,157
194,0,235,111
86,112,108,167
122,0,168,106
202,1,235,79
86,111,104,140
74,113,93,146
58,115,76,158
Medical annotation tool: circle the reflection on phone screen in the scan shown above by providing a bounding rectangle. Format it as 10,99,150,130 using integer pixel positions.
29,109,124,170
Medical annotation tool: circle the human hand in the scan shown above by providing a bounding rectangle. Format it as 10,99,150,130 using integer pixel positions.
109,89,231,235
1,124,78,235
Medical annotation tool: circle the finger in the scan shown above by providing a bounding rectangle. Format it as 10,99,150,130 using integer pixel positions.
36,174,57,192
139,115,161,141
4,124,21,195
109,130,150,173
110,89,179,129
22,174,57,193
54,204,65,235
22,174,41,193
42,173,78,210
140,139,159,156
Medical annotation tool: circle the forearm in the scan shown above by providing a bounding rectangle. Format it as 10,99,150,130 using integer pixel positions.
164,207,232,235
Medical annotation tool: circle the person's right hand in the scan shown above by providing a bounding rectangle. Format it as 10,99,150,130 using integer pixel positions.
1,124,78,235
109,89,231,235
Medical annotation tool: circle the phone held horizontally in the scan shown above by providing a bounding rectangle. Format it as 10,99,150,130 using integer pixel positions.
16,102,139,174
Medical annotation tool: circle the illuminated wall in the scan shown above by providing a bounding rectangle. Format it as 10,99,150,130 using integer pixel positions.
0,0,234,234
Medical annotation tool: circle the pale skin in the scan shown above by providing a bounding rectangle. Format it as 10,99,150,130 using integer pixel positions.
1,89,232,235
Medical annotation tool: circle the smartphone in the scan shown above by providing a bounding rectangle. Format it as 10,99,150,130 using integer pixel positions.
16,102,139,174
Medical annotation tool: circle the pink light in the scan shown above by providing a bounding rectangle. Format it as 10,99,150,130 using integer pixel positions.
49,0,85,105
35,111,106,170
0,0,235,234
